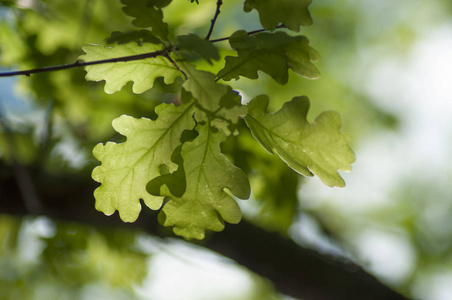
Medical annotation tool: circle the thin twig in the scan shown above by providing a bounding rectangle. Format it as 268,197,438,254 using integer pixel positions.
205,0,223,40
164,54,187,80
0,26,286,78
210,24,286,43
209,36,230,43
0,49,167,77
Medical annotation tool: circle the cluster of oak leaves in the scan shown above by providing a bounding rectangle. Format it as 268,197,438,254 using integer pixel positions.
80,0,355,239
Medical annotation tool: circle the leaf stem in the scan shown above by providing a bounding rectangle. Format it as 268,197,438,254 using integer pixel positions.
205,0,223,41
165,53,187,80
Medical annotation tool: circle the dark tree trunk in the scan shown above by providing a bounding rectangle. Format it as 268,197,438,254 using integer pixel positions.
0,163,408,300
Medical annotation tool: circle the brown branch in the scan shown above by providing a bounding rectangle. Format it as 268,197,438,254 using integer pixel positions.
209,24,286,43
205,0,223,40
0,49,167,77
0,25,286,78
0,163,408,300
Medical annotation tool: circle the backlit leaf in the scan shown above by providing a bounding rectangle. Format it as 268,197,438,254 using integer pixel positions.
176,34,220,64
80,42,182,94
91,101,196,222
245,95,355,187
195,87,248,136
217,30,319,84
223,131,300,233
106,30,162,45
244,0,313,31
121,0,170,40
180,62,228,112
148,123,250,239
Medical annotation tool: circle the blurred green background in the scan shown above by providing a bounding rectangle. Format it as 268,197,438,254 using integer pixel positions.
1,0,452,299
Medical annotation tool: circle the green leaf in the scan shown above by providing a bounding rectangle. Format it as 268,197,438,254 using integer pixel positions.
180,62,228,112
91,101,196,222
217,30,319,84
148,123,250,239
176,34,220,64
245,95,355,187
244,0,313,31
121,0,169,40
220,130,300,233
80,42,182,94
196,87,248,136
106,30,162,45
179,71,247,135
151,0,172,7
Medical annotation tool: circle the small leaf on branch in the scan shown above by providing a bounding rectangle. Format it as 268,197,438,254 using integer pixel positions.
148,122,250,239
91,101,196,222
106,30,162,45
245,95,355,187
80,42,182,94
179,62,228,112
244,0,313,31
121,0,170,40
176,34,220,64
178,63,247,135
217,30,319,84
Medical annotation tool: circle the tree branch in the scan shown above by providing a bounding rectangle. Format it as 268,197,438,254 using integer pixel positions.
205,0,223,40
0,163,408,300
209,24,286,43
0,25,286,78
0,49,167,77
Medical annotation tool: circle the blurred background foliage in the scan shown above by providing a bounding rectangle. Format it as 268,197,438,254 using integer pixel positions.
0,215,277,300
1,0,452,299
